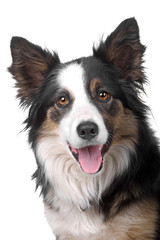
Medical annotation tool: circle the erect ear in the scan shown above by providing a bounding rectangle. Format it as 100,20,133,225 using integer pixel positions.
93,18,146,84
8,37,60,106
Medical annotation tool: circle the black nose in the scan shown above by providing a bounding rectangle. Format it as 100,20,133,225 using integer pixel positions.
77,121,98,141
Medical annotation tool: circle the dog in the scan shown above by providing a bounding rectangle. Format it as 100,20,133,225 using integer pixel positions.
9,18,160,240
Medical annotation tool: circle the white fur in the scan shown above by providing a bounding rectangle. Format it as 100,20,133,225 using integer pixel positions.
35,63,132,237
44,197,158,240
36,134,130,237
58,63,108,149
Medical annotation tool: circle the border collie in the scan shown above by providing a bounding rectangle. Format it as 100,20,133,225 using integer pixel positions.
9,18,160,240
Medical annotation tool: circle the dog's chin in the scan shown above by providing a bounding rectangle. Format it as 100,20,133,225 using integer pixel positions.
68,143,108,174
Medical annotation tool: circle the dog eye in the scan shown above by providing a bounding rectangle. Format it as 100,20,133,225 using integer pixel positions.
98,91,110,101
57,97,69,107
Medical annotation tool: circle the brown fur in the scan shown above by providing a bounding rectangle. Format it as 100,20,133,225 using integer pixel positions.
93,18,146,84
57,199,158,240
90,78,138,150
8,19,160,240
89,78,101,93
37,109,59,140
8,37,59,104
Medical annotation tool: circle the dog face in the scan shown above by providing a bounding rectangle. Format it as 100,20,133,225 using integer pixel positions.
9,18,145,177
56,61,109,174
8,18,160,239
58,62,108,148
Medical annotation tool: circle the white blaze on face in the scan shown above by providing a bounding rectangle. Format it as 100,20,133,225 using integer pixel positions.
58,63,108,149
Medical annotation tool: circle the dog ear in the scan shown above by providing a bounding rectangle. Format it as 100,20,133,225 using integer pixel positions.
8,37,60,106
93,18,146,84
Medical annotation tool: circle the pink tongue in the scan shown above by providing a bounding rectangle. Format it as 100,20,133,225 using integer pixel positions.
78,145,102,174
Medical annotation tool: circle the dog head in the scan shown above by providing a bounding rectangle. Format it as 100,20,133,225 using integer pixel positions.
9,18,146,176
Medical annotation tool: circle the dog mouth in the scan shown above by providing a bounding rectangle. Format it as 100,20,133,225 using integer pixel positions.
68,144,108,174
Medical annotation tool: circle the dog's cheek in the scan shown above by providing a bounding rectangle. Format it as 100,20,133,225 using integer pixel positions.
37,108,60,140
102,99,138,147
50,106,65,123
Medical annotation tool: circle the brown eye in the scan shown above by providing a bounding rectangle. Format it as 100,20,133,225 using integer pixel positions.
58,97,69,106
99,91,109,101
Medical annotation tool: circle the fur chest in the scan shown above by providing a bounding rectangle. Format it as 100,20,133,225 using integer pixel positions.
44,197,158,240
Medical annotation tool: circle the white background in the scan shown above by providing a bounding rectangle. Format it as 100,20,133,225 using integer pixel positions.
1,0,160,239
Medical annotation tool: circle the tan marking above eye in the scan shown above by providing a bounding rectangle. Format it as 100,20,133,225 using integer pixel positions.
90,78,101,93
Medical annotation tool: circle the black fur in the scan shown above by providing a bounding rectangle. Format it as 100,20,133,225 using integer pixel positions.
8,18,160,239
